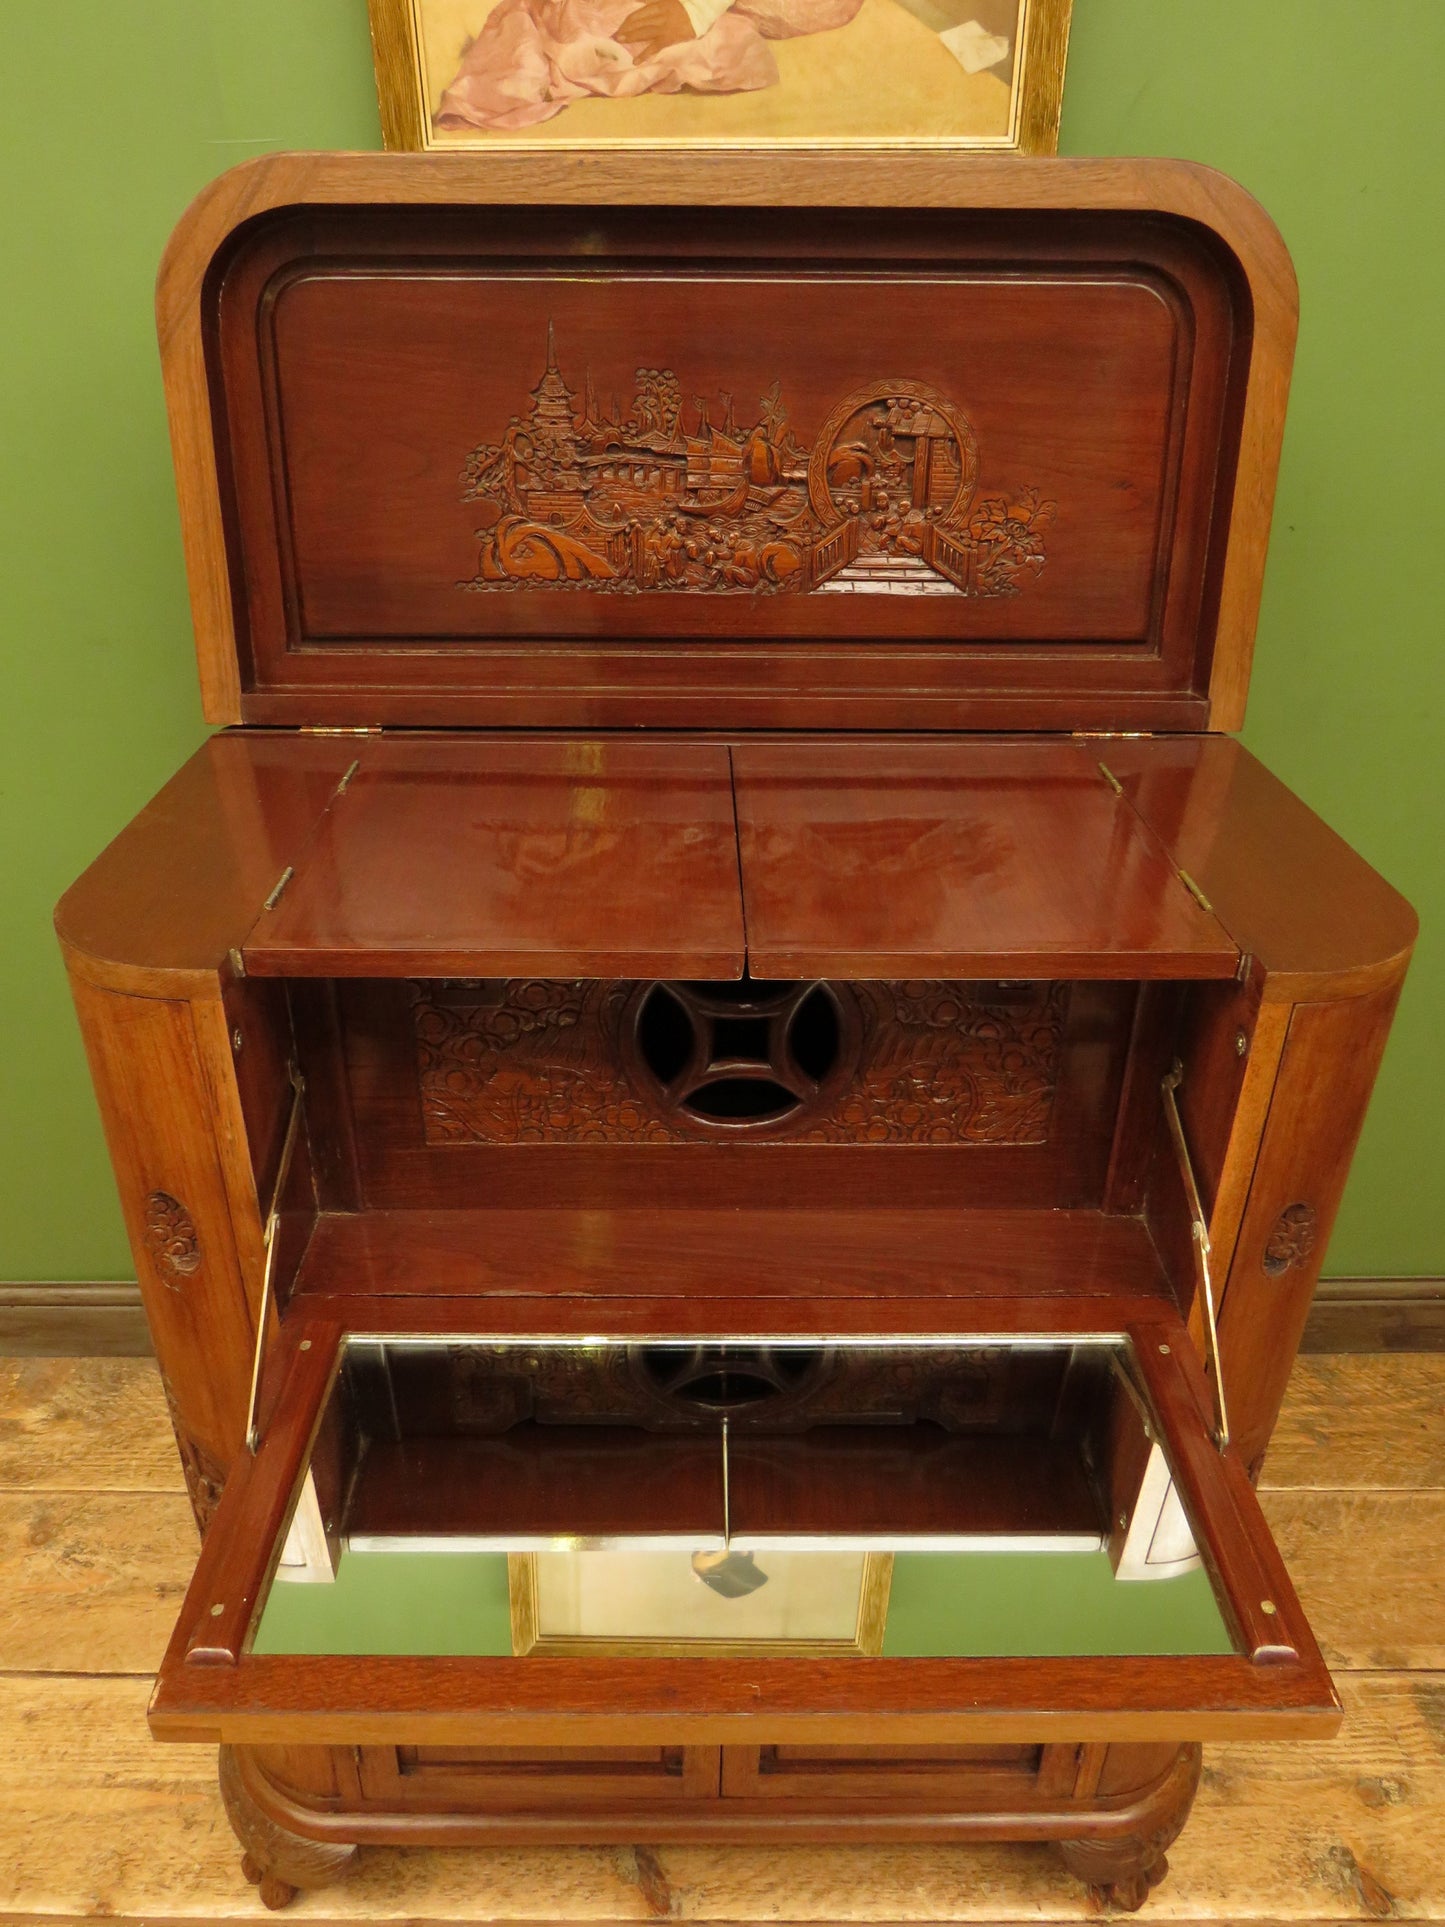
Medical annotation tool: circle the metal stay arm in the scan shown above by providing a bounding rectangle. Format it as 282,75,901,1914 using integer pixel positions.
244,1065,307,1454
1161,1059,1231,1453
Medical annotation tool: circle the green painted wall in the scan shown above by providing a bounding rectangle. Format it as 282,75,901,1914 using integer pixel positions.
0,0,1438,1281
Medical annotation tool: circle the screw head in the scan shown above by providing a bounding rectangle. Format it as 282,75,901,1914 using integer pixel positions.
210,1602,225,1617
1159,1343,1171,1355
1261,1599,1278,1616
231,1028,244,1053
1234,1029,1249,1057
299,1339,311,1352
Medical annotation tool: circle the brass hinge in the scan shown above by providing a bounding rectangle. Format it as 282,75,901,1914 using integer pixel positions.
1160,1060,1230,1453
300,726,381,737
1177,868,1214,914
245,1065,307,1453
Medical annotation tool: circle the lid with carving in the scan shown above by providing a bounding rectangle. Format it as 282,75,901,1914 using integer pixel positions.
160,153,1295,732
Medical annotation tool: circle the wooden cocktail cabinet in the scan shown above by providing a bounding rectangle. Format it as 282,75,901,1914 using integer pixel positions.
57,153,1415,1911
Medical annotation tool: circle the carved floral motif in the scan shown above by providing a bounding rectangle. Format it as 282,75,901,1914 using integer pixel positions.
158,1369,227,1535
414,980,674,1144
142,1190,201,1282
411,979,1063,1148
802,982,1065,1146
1262,1202,1318,1277
458,329,1053,600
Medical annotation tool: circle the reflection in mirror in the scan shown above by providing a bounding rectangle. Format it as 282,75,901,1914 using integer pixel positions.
253,1337,1233,1660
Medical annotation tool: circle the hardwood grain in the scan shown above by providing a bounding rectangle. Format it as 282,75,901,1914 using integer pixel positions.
289,1205,1173,1304
154,155,1295,733
1216,982,1406,1479
1261,1490,1445,1673
55,733,357,992
1105,738,1418,1003
244,740,746,980
0,1491,193,1674
1264,1356,1445,1491
0,1357,179,1492
732,742,1239,981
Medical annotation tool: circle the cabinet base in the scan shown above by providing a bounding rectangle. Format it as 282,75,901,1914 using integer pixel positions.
218,1740,1202,1912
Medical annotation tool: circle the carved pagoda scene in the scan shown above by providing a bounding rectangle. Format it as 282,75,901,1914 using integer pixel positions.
459,327,1053,597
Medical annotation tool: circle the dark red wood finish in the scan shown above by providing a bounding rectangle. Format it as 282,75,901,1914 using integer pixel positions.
244,739,746,979
733,741,1239,979
165,158,1295,733
56,157,1415,1913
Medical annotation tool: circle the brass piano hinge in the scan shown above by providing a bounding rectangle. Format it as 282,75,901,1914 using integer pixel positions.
262,866,294,912
245,1064,307,1454
1097,761,1123,796
1161,1060,1230,1453
335,758,361,797
1177,868,1214,914
300,726,381,737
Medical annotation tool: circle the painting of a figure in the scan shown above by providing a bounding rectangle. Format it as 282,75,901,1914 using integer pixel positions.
369,0,1071,150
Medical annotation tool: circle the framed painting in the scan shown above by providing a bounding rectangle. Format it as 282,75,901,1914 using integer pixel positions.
367,0,1072,153
509,1549,894,1656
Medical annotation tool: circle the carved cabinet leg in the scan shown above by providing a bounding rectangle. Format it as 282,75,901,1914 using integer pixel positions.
1057,1835,1169,1913
218,1745,357,1909
1057,1742,1201,1912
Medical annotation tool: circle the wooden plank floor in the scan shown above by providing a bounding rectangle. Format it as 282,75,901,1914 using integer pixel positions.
0,1354,1441,1923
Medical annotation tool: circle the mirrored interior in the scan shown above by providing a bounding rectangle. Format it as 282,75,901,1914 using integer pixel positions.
252,1336,1234,1659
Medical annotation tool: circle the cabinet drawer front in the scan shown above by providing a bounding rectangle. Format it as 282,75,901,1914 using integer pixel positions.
722,1741,1050,1803
360,1742,719,1809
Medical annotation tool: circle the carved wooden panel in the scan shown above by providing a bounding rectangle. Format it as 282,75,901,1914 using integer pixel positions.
460,334,1053,602
159,1367,227,1534
1262,1203,1318,1277
411,979,1064,1147
142,1190,202,1283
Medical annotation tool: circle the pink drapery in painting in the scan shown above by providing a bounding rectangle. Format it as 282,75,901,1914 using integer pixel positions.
435,0,867,133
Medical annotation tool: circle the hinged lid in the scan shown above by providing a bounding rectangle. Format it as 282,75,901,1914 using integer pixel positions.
159,153,1296,733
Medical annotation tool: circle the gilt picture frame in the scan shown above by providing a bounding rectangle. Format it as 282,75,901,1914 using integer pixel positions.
509,1550,894,1656
367,0,1071,154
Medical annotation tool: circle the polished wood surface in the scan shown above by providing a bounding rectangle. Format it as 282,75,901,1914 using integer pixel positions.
8,1353,1439,1920
733,741,1239,980
350,1430,726,1541
1106,736,1418,1001
55,732,356,992
156,154,1296,733
344,1432,1102,1546
243,740,745,979
57,731,1415,991
287,1206,1174,1304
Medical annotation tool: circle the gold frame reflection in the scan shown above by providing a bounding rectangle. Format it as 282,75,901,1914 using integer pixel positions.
509,1549,893,1656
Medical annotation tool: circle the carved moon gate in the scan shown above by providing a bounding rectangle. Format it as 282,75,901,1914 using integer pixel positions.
807,381,980,532
625,979,861,1136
